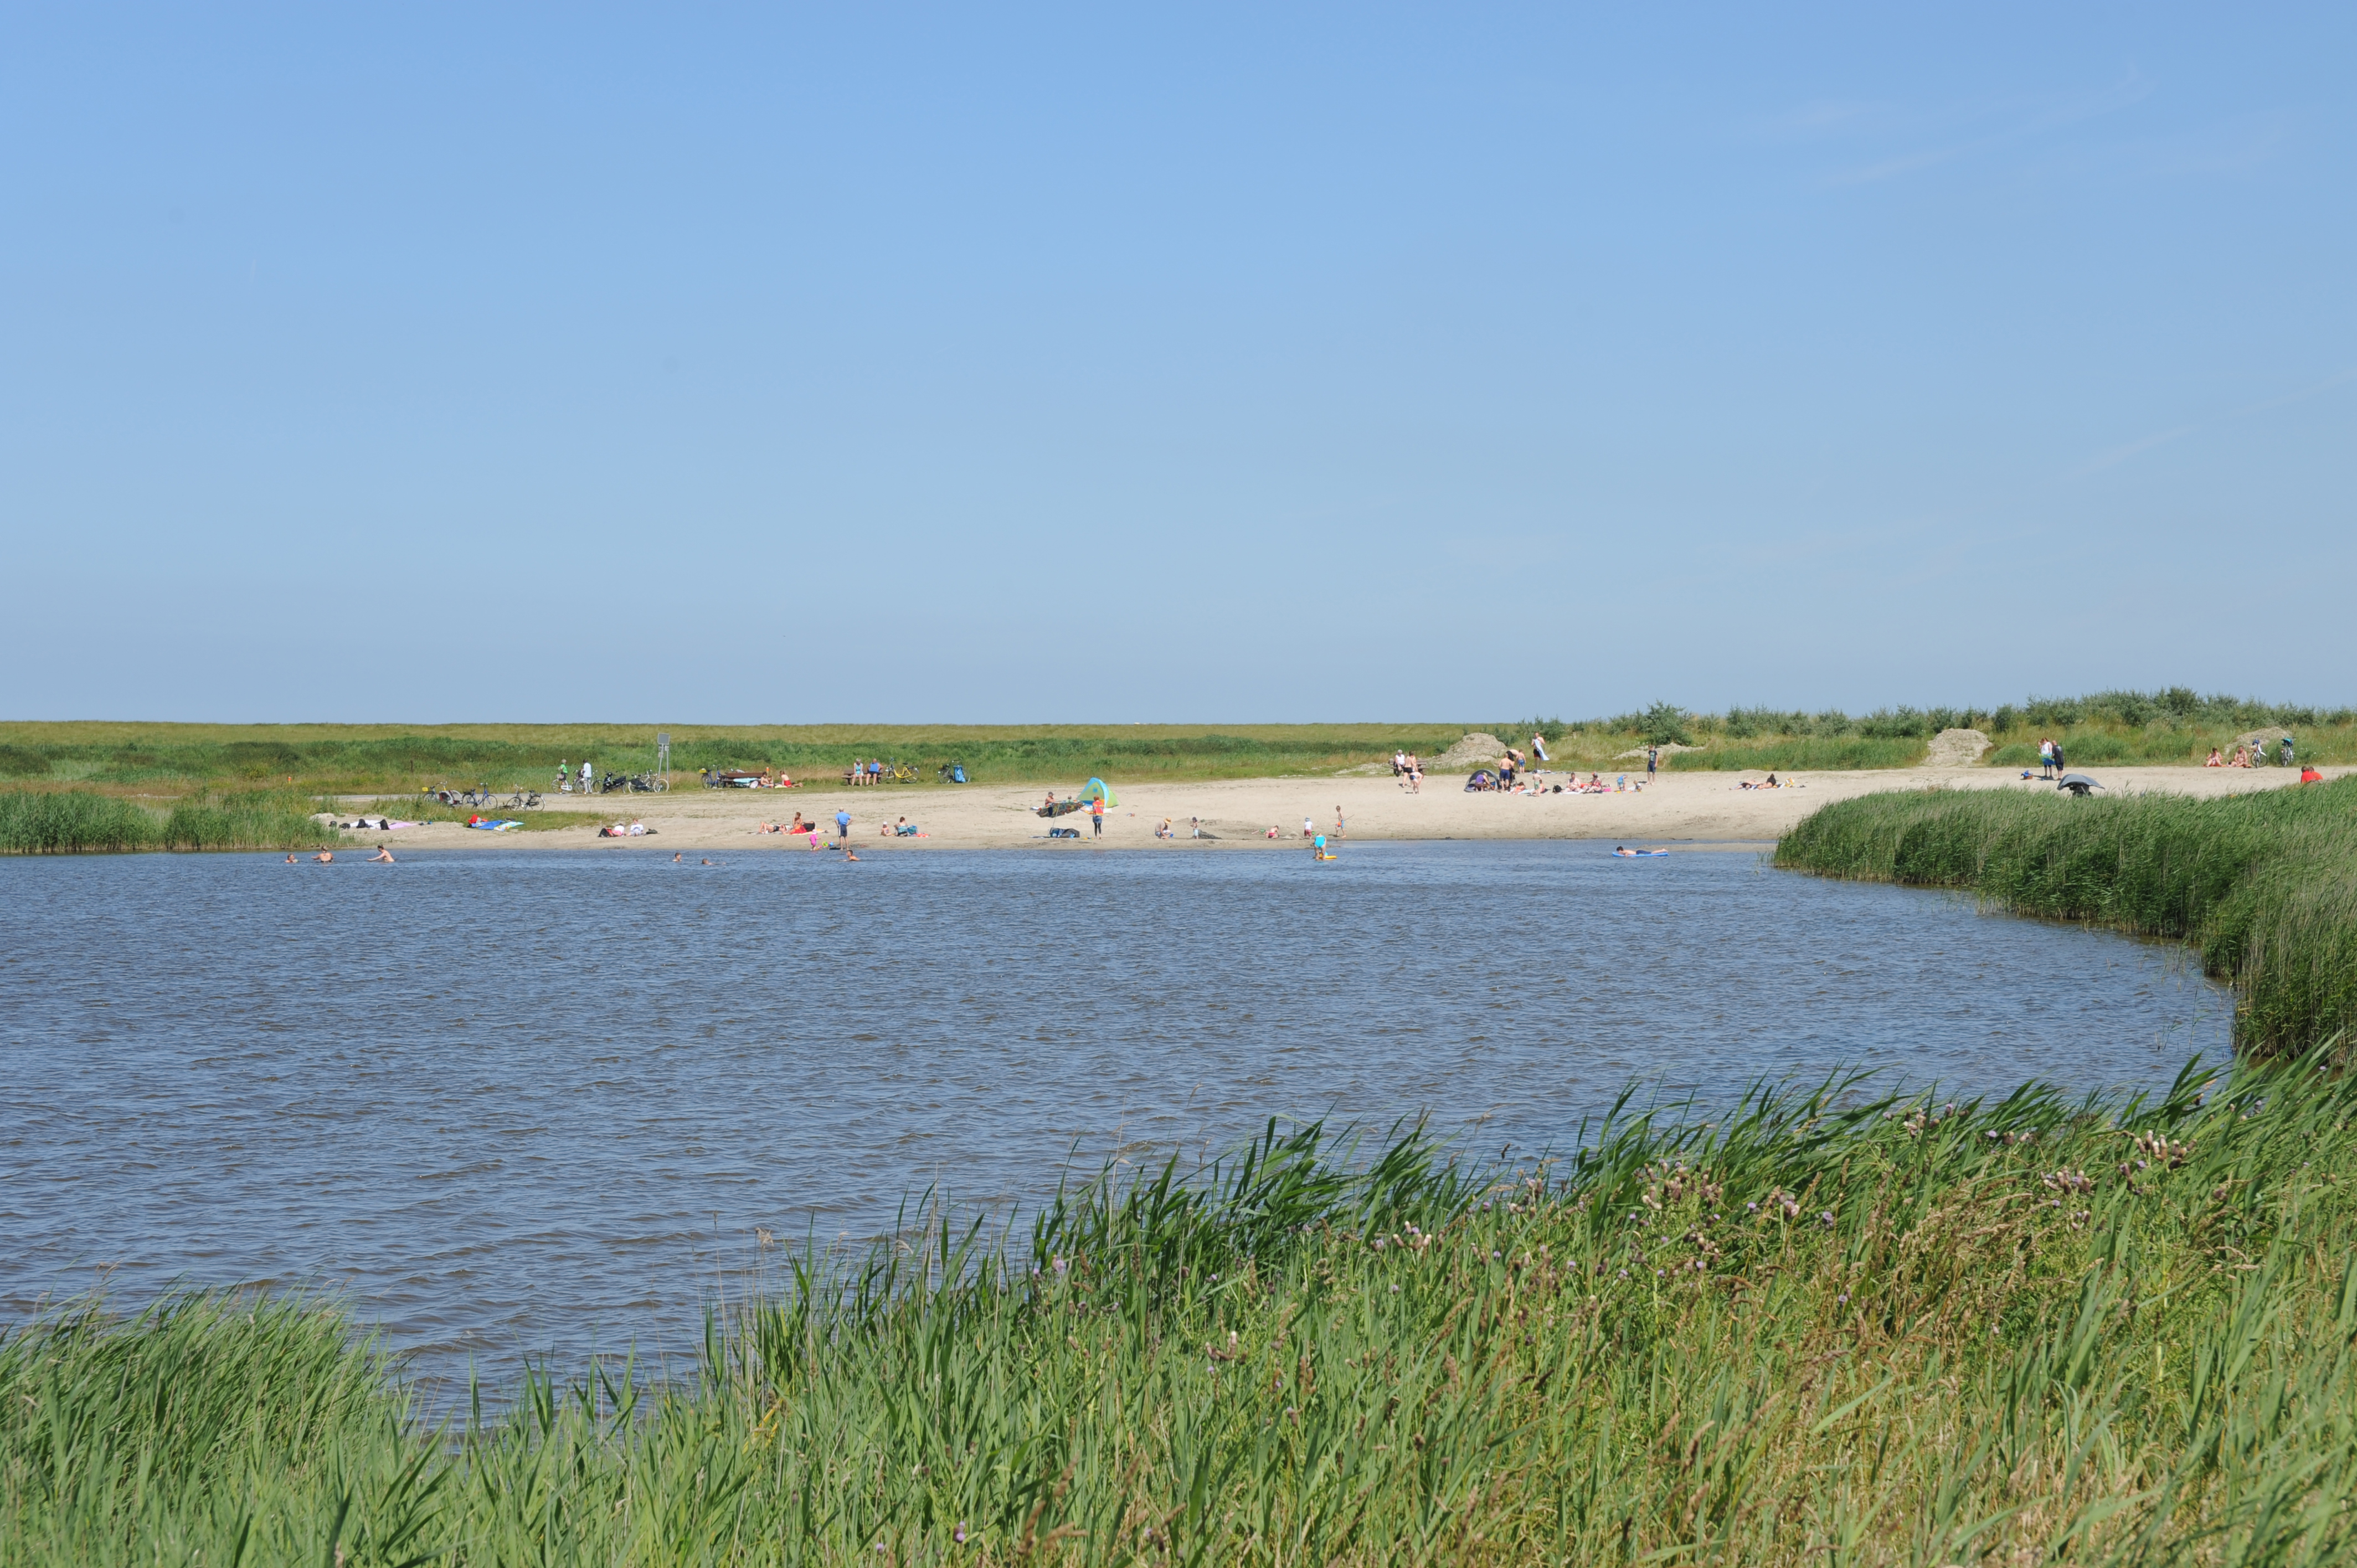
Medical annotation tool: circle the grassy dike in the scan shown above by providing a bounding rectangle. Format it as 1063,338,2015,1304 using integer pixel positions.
12,1069,2357,1566
1774,778,2357,1060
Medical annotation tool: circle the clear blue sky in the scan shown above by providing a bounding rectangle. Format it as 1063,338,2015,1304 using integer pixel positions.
4,4,2350,723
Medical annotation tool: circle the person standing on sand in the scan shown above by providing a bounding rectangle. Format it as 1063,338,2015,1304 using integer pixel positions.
1646,745,1659,784
1090,797,1104,838
835,807,851,843
2039,738,2055,779
581,759,594,795
1334,805,1346,839
1303,816,1313,839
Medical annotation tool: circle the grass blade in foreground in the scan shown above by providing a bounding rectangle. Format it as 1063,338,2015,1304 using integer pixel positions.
11,1063,2357,1563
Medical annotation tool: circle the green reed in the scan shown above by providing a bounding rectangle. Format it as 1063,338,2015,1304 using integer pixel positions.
12,1061,2357,1565
0,788,338,854
0,790,161,853
1774,780,2357,1059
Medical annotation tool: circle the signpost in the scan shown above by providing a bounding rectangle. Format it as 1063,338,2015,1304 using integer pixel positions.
656,732,671,790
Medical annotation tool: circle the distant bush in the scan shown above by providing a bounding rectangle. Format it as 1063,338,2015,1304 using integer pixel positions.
1666,737,1928,772
1640,702,1692,746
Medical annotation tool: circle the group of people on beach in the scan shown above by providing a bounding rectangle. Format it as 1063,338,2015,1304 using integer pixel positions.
2205,737,2296,768
753,811,860,845
708,766,796,788
1391,751,1424,792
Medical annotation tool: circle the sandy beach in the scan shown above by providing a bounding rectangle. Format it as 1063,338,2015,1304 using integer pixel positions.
346,764,2345,854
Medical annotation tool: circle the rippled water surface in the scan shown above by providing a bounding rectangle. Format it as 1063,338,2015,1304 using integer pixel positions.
2,844,2228,1374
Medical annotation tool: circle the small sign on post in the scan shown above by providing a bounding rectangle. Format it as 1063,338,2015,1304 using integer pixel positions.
656,732,671,790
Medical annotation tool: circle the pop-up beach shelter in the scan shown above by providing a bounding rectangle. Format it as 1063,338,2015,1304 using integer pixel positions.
1078,778,1117,807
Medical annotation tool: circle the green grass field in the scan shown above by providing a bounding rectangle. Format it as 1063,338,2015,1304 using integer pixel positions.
10,1064,2357,1566
4,691,2346,798
0,722,1475,796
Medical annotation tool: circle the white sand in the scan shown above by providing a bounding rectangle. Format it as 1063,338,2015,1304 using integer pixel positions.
352,765,2345,854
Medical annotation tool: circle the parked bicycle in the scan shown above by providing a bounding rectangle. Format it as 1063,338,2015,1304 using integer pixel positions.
502,790,543,810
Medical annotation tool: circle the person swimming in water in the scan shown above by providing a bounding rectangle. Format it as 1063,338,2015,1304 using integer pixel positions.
368,846,394,863
312,850,334,863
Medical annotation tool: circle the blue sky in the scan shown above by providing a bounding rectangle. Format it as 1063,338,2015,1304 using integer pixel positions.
3,4,2350,723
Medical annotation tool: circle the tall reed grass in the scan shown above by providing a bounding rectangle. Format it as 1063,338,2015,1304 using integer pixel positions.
1776,780,2357,1059
0,788,336,854
0,789,159,853
11,1062,2357,1564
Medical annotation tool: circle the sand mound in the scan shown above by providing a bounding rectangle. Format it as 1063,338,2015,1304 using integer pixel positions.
1615,741,1701,760
1922,729,1991,767
1431,733,1506,771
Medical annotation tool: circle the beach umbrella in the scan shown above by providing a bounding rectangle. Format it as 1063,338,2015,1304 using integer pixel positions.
2058,773,2103,796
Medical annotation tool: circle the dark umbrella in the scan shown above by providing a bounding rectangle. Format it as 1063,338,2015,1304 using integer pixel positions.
2058,773,2103,796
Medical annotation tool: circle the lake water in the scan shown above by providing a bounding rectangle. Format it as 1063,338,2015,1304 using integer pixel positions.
1,843,2229,1377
